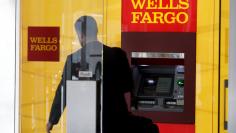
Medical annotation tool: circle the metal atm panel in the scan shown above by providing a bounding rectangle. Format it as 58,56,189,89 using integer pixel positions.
131,52,185,112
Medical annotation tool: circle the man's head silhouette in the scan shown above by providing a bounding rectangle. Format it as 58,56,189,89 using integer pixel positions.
74,16,98,47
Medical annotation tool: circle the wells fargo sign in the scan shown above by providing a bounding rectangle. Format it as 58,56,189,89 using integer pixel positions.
122,0,197,32
28,27,60,61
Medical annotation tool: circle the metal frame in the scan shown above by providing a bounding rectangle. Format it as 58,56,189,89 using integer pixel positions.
131,52,185,59
15,0,20,132
229,0,236,132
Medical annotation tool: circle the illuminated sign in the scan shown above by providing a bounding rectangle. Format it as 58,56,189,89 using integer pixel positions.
122,0,197,32
28,27,60,61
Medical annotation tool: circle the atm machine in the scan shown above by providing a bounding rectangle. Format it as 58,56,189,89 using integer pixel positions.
122,32,196,124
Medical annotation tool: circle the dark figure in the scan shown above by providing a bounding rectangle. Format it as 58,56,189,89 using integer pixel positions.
46,16,159,133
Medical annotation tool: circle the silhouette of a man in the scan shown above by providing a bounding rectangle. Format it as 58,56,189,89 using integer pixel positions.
46,16,159,133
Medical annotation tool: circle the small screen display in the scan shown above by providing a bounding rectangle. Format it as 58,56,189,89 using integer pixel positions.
141,76,173,96
142,78,157,96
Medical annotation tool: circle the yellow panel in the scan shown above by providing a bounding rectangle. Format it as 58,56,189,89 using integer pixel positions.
20,0,107,133
20,0,122,132
196,0,220,133
219,0,229,132
105,0,121,47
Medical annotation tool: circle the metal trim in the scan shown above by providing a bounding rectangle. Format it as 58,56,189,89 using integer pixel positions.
15,0,20,132
229,0,236,132
131,52,185,59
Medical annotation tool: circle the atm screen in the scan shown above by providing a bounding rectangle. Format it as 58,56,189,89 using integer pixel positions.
142,78,157,96
140,76,174,97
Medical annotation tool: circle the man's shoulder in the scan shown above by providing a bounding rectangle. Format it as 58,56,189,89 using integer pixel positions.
104,46,126,55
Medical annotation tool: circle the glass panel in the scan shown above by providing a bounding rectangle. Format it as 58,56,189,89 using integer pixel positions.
20,0,104,132
220,0,229,133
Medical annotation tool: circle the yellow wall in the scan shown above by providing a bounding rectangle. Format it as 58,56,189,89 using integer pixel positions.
196,0,229,133
20,0,229,133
